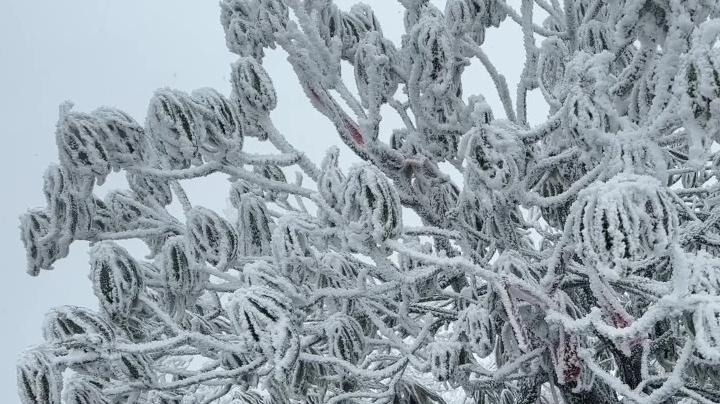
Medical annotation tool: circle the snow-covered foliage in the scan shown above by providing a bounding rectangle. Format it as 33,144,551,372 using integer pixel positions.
16,0,720,403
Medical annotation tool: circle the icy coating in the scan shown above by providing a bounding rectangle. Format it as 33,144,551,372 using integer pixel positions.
15,0,720,403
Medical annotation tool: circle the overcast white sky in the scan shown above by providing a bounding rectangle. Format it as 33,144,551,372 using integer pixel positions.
0,1,544,401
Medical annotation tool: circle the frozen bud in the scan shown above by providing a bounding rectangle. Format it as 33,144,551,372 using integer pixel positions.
456,191,491,253
402,1,440,32
428,341,461,382
626,58,658,124
226,285,294,343
318,147,346,211
231,57,277,112
220,0,265,58
42,164,68,204
20,208,70,276
271,215,315,282
454,0,486,44
463,121,525,191
542,13,563,33
682,38,720,129
488,0,508,27
339,13,365,60
267,379,292,404
318,252,361,289
105,190,161,232
235,193,273,256
90,197,115,234
339,4,382,61
126,172,173,207
566,89,612,137
499,389,516,404
324,313,366,364
313,1,343,45
417,115,464,162
615,0,670,45
469,0,507,28
110,352,154,383
253,164,288,201
272,323,301,379
253,164,285,182
538,168,572,228
91,106,146,169
290,352,330,398
354,32,399,109
408,16,452,85
412,172,459,226
349,3,382,34
244,261,301,300
468,95,494,125
456,304,495,357
342,163,402,244
612,132,667,180
694,302,720,363
570,173,678,269
315,254,360,309
257,0,289,39
62,376,108,404
577,20,612,54
186,206,239,270
466,0,485,17
17,349,63,404
229,179,260,207
191,88,243,163
146,88,201,169
537,37,568,104
232,390,266,404
42,305,115,345
561,53,615,136
42,166,93,243
42,164,93,240
90,241,143,323
161,236,205,298
55,103,111,184
390,128,422,155
445,0,472,36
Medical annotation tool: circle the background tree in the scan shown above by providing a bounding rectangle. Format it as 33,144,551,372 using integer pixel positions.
15,0,720,403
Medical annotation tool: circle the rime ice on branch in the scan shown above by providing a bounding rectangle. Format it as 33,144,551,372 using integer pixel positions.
16,0,720,403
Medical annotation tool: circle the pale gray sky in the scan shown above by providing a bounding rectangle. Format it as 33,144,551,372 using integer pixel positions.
0,1,543,401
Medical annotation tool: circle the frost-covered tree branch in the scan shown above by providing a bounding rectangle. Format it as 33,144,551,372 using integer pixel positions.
16,0,720,403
